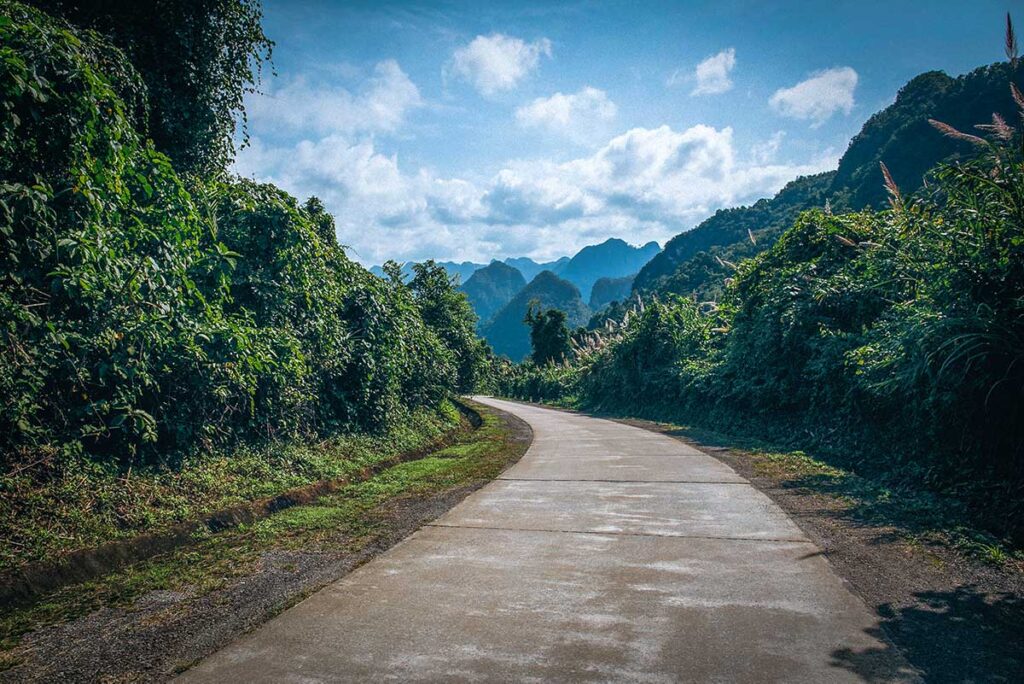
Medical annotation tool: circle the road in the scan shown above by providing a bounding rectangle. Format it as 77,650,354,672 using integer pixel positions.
180,397,916,682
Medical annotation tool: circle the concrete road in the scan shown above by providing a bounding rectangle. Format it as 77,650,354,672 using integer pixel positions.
180,397,916,682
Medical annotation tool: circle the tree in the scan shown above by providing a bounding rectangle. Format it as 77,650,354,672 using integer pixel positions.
26,0,273,176
409,261,484,392
524,302,571,366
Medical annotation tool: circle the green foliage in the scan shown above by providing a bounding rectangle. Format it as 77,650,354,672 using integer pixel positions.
24,0,273,176
524,303,571,366
0,2,472,487
1,2,263,465
580,296,718,415
408,260,488,393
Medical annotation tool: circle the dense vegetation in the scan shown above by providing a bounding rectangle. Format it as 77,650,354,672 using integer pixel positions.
500,66,1024,542
0,0,484,564
23,0,273,177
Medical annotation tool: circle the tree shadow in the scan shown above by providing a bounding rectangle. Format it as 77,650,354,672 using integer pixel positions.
831,585,1024,682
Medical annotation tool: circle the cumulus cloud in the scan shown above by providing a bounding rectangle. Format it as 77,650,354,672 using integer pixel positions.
670,48,736,95
482,125,828,227
448,33,552,95
244,60,422,135
769,67,858,126
514,87,617,140
235,126,836,264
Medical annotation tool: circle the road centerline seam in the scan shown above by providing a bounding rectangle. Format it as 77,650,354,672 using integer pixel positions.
424,522,811,544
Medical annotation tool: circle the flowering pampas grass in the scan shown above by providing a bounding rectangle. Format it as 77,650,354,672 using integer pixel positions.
1008,12,1018,66
879,161,903,210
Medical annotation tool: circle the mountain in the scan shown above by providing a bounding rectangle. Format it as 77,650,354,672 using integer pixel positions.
557,238,660,301
589,274,636,310
504,256,570,282
633,172,836,297
480,271,590,361
634,61,1024,299
459,261,526,326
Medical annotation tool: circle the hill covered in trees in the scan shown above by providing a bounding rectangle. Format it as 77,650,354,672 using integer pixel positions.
635,60,1024,300
480,271,590,360
589,275,635,310
459,261,527,327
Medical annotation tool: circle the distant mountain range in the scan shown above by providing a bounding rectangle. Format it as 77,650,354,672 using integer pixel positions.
368,260,483,284
369,238,662,358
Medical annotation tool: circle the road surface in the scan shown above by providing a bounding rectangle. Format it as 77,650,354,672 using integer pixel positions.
180,397,915,682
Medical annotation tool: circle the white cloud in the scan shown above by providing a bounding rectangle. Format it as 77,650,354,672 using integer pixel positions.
671,48,736,96
234,126,836,264
751,131,786,164
514,87,617,140
482,125,830,227
769,67,858,126
448,33,552,96
244,60,422,135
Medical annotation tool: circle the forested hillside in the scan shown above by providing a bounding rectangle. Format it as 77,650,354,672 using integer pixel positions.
499,57,1024,543
480,271,590,360
635,60,1024,300
589,274,635,309
460,261,527,326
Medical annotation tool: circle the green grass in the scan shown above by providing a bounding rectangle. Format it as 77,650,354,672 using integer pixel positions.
0,402,465,573
0,402,522,652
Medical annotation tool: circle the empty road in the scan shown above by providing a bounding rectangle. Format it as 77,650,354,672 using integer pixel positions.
180,397,915,682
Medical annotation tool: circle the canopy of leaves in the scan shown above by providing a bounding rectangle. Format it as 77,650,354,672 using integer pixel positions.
525,304,571,366
0,2,479,478
24,0,273,176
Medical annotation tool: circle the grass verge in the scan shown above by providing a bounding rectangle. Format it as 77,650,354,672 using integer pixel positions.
0,400,525,659
0,402,465,574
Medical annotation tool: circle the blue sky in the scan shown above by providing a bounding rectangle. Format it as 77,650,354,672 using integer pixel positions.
234,0,1014,265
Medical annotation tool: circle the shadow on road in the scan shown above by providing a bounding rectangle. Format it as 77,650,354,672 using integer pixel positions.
831,585,1023,682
